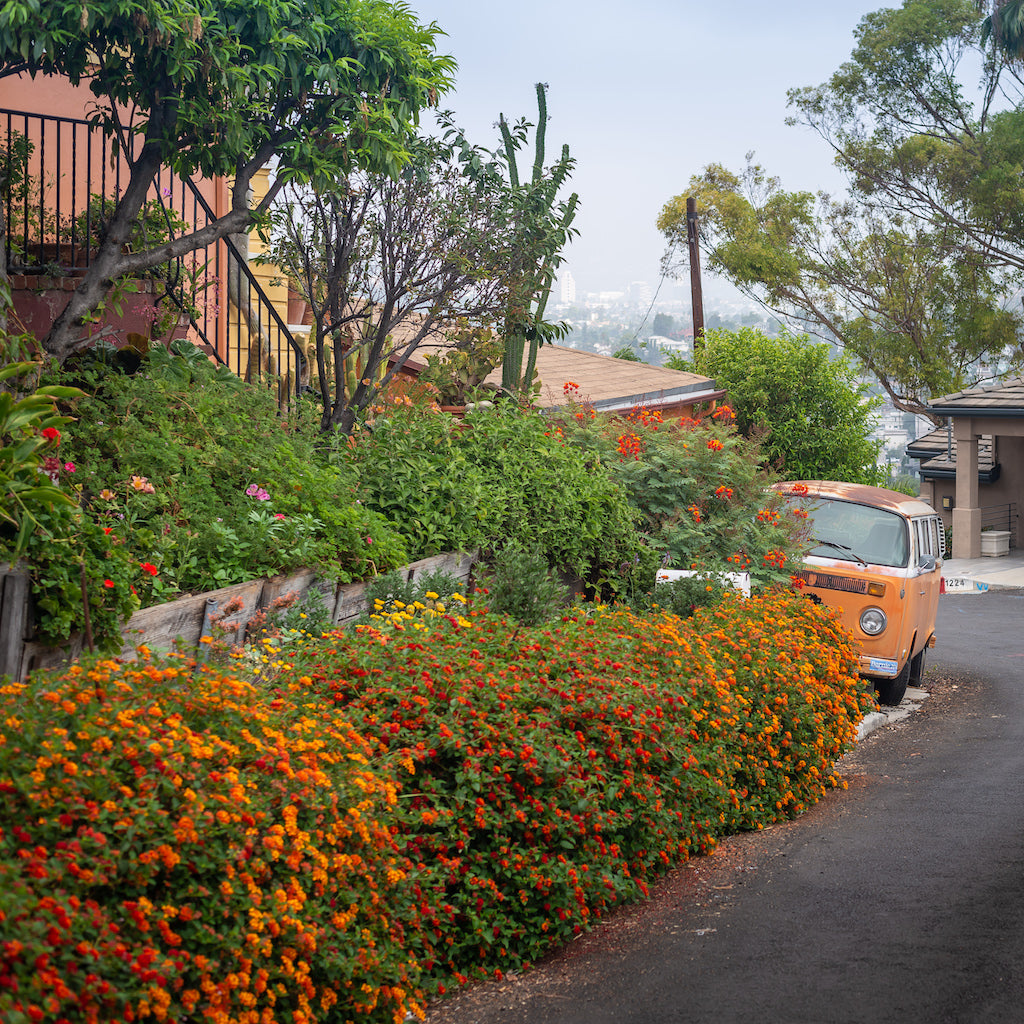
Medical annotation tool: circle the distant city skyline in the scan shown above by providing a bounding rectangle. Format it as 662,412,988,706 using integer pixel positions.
414,1,885,299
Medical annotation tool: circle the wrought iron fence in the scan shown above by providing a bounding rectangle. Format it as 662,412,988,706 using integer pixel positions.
0,108,305,397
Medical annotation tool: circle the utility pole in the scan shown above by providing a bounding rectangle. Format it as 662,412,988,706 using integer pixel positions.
687,197,705,355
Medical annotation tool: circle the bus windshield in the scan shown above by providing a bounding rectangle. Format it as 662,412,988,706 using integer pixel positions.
786,497,910,568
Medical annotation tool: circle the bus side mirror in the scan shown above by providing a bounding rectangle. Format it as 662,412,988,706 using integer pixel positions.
918,554,937,574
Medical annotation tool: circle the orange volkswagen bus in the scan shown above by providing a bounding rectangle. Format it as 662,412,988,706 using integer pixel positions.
772,481,944,706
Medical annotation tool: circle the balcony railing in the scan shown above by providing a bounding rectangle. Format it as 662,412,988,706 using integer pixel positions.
981,502,1018,544
1,108,305,397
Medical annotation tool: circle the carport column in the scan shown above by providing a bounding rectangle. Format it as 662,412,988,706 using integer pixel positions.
952,417,981,559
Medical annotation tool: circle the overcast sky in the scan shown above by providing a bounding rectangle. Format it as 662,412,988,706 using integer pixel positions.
412,0,886,303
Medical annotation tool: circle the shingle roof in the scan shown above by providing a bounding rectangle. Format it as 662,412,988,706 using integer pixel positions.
512,345,722,411
906,425,998,480
929,377,1024,417
403,338,724,412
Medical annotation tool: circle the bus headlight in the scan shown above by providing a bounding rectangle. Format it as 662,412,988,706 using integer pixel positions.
860,607,887,636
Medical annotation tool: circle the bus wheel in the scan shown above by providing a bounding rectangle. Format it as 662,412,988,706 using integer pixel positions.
875,660,910,707
909,647,927,688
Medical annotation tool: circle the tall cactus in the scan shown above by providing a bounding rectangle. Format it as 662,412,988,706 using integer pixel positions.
498,84,579,399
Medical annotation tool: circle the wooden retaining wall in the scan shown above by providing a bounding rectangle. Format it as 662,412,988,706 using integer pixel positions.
0,551,476,683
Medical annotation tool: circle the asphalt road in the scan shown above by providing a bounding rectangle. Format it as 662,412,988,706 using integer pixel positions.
426,590,1024,1024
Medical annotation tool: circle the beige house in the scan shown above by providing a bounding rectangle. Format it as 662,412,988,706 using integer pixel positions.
909,379,1024,557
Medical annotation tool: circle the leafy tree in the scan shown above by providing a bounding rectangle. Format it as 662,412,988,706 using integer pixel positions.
612,346,641,361
260,136,515,434
651,312,676,337
693,326,883,484
0,0,455,362
661,158,1020,419
496,84,579,398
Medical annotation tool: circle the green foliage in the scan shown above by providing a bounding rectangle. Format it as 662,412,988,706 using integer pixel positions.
340,406,489,556
48,343,407,608
3,0,456,359
646,572,734,619
0,361,83,557
691,327,883,484
362,567,465,619
556,400,806,591
476,542,569,626
341,404,644,585
0,0,454,186
661,154,1021,419
450,405,644,582
418,324,504,405
14,502,140,652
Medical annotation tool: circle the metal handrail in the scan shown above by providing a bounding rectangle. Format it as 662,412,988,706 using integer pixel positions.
981,502,1018,544
0,107,305,397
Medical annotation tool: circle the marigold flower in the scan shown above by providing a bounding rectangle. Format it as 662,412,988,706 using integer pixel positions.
707,438,724,452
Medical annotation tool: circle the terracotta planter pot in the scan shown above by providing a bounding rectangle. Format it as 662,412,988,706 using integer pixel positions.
286,287,308,325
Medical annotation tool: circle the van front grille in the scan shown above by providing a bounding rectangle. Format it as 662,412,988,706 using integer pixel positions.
796,570,868,595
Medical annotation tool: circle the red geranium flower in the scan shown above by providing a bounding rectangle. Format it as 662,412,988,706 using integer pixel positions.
140,563,158,576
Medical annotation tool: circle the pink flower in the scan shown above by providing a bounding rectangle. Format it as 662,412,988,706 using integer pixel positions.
63,462,75,473
245,484,271,501
366,536,373,545
274,513,286,520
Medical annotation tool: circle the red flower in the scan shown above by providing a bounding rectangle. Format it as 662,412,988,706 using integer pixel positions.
140,563,158,576
103,580,115,589
41,427,60,443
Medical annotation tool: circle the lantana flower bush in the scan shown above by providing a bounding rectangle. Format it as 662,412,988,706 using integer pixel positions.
0,590,871,1021
0,655,427,1024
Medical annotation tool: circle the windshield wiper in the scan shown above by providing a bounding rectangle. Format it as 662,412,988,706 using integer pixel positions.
811,538,867,567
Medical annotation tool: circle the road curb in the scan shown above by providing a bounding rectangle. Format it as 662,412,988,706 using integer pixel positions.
856,685,929,741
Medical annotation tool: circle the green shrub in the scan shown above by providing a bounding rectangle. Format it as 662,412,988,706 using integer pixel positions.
475,542,569,626
556,400,805,591
47,344,407,606
342,404,644,589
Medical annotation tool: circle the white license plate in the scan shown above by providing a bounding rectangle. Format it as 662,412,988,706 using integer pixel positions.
868,657,899,674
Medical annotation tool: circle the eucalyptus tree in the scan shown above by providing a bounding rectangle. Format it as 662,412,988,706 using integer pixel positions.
661,158,1019,420
660,0,1024,419
0,0,455,362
